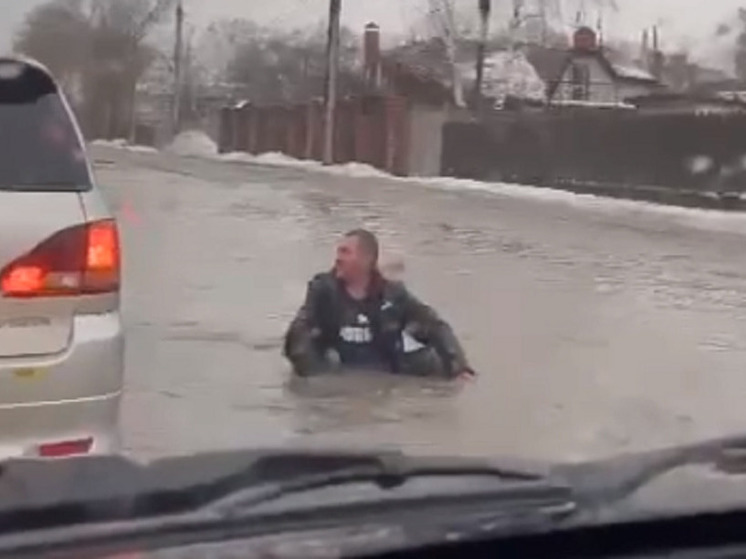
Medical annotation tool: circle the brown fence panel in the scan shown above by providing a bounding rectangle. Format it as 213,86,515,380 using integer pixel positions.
286,104,305,158
234,105,250,152
353,95,387,170
219,93,417,171
333,98,355,164
217,107,235,153
308,100,324,161
246,105,259,154
384,95,410,176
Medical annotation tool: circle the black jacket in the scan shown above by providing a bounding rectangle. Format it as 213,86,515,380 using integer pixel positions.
283,271,472,377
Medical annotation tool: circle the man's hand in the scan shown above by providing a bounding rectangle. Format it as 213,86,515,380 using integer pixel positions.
455,368,476,381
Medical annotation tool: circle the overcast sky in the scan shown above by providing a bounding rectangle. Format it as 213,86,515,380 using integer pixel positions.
2,0,743,64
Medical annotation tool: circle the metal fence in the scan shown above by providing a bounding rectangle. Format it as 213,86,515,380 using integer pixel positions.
218,94,412,175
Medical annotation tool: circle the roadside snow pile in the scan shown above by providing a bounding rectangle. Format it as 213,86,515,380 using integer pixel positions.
219,150,388,178
224,151,317,169
165,130,218,157
126,144,158,153
90,138,129,148
89,138,158,153
325,162,390,179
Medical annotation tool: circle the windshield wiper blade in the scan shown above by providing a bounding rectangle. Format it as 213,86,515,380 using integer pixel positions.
0,448,555,524
0,450,576,556
201,451,568,517
556,433,746,510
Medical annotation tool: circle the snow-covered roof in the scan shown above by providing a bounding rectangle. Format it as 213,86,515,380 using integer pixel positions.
383,40,660,107
456,51,546,104
611,63,656,82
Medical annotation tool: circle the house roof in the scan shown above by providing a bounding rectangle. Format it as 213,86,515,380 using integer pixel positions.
384,39,454,85
521,44,568,85
557,48,659,83
380,39,457,105
380,40,661,105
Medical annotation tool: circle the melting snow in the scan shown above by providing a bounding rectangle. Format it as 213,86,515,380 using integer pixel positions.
90,132,746,237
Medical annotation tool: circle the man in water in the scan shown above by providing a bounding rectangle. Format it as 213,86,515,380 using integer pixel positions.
283,229,475,379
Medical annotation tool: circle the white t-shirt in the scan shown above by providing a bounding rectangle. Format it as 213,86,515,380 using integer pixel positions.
402,331,425,353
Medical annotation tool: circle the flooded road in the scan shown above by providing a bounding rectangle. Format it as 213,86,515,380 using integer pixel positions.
92,145,746,463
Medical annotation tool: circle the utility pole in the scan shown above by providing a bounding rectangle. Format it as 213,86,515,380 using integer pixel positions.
538,0,548,46
322,0,341,166
172,0,184,136
473,0,491,112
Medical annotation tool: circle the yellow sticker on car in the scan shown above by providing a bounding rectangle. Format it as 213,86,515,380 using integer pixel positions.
13,368,46,380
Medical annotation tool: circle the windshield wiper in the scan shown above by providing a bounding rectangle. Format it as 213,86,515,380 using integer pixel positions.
0,449,563,520
556,433,746,511
0,449,576,555
199,450,571,517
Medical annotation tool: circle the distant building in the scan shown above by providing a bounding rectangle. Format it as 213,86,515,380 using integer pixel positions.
548,27,665,104
362,23,463,177
378,26,665,109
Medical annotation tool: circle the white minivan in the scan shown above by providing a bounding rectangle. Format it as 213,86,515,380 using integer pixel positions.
0,56,123,459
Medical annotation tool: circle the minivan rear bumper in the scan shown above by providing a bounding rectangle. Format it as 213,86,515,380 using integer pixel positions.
0,392,121,459
0,312,124,459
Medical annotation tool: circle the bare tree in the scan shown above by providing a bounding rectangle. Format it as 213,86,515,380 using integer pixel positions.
14,0,174,139
14,0,91,91
84,0,175,138
202,20,362,104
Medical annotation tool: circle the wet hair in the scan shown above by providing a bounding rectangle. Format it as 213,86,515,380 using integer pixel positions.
344,228,379,264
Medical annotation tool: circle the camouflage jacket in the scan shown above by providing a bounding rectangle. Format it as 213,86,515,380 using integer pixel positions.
283,271,472,377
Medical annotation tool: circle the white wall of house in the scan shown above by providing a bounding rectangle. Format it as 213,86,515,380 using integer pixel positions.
553,56,656,104
407,103,448,176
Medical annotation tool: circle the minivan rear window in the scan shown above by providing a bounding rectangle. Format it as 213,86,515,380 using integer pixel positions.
0,61,91,191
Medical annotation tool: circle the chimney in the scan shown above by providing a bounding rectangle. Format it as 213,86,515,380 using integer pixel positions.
649,26,663,81
363,22,381,90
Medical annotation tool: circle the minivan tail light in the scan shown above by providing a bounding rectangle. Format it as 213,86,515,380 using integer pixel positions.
0,219,120,297
38,437,93,458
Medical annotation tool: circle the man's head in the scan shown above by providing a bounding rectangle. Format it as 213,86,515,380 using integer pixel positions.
334,229,379,283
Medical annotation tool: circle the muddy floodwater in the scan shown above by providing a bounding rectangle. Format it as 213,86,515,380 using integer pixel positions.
92,146,746,463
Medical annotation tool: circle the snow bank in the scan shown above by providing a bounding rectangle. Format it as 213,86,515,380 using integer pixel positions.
217,148,746,236
89,138,158,153
91,132,746,237
419,176,746,236
90,138,129,149
165,130,218,157
126,145,159,154
223,151,317,169
219,150,388,178
89,131,218,157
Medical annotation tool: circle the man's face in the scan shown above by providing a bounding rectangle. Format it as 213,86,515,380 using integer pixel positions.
334,235,372,281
